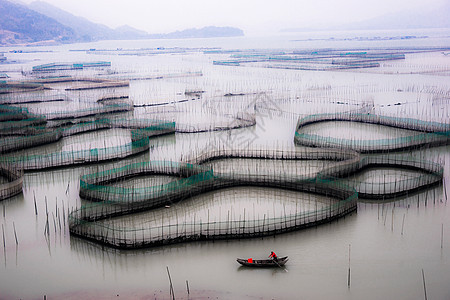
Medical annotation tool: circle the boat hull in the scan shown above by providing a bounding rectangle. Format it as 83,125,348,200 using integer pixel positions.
236,256,288,267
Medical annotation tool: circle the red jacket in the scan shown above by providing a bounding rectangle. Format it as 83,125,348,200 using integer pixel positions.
269,252,277,259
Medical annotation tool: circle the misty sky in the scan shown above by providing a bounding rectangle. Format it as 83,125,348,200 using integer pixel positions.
21,0,447,35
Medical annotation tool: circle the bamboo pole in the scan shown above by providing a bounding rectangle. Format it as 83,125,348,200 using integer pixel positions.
34,195,38,216
2,224,5,252
186,280,190,295
422,269,427,300
401,214,405,236
347,244,351,288
13,222,18,245
166,266,175,300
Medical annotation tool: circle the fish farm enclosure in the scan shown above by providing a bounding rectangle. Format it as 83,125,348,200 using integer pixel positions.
1,31,450,299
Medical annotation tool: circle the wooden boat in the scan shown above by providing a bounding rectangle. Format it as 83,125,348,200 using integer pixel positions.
236,256,288,267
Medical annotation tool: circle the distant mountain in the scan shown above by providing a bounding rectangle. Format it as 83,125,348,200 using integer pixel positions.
28,1,152,41
337,3,450,30
28,1,122,41
0,0,76,44
282,2,450,32
28,1,244,41
157,26,244,39
114,25,149,40
0,0,244,45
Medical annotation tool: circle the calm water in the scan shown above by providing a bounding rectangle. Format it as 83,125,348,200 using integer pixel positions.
1,30,450,299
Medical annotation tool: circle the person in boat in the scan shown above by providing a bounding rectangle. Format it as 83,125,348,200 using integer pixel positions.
269,251,278,262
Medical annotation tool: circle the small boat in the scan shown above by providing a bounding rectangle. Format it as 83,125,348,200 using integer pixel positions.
236,256,288,267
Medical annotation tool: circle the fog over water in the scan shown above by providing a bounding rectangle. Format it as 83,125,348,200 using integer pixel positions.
19,0,449,35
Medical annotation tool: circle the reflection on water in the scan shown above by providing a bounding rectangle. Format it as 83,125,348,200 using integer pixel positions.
236,265,288,274
62,185,447,300
99,187,333,229
349,166,426,183
300,121,422,140
3,128,133,159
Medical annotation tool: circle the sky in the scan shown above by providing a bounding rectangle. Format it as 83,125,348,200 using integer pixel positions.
20,0,447,35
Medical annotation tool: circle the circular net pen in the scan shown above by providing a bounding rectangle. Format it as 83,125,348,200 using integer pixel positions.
0,118,175,170
69,144,445,249
78,148,359,209
135,97,257,134
295,112,450,153
70,148,360,248
0,162,23,201
0,82,44,94
0,104,44,122
319,154,444,199
31,103,133,121
69,176,357,249
0,89,68,105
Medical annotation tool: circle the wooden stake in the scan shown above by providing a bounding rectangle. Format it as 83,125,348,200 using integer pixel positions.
444,178,448,204
34,197,38,215
13,222,18,245
347,244,351,288
166,266,175,300
401,214,405,236
422,269,427,300
2,224,5,251
52,213,57,233
391,207,394,232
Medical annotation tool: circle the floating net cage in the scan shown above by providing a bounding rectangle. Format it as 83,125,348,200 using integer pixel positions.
295,112,450,153
0,117,176,170
0,89,68,105
133,91,258,133
0,162,23,201
70,167,358,249
0,60,448,250
68,143,443,249
213,50,407,70
0,81,44,94
31,61,112,73
0,104,42,121
320,154,443,199
28,61,114,80
211,48,450,72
